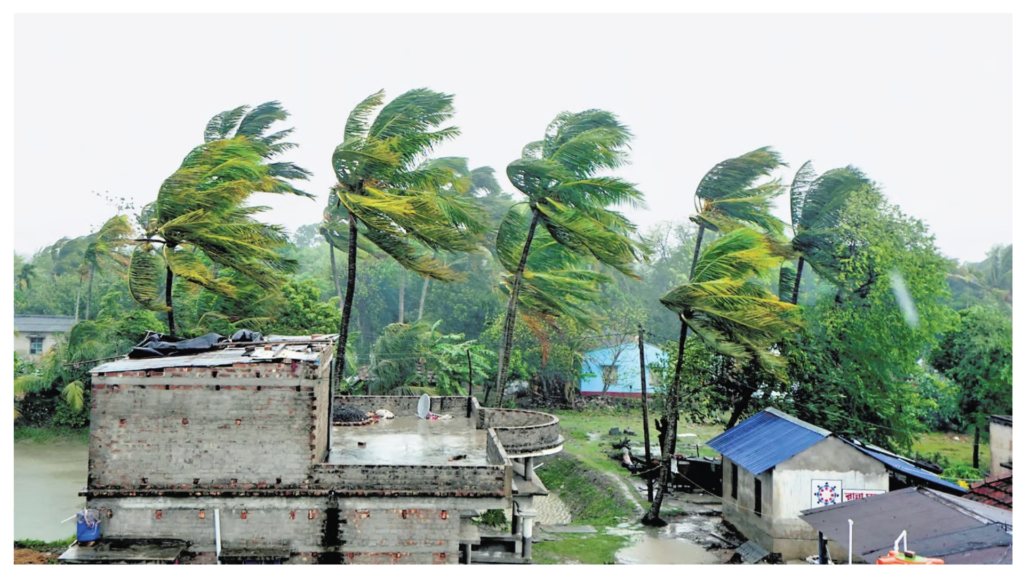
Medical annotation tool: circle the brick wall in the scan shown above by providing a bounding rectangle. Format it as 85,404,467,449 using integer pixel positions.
90,496,459,564
309,462,507,497
88,360,330,489
334,396,471,418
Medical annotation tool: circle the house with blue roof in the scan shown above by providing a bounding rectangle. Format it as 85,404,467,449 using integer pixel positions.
707,408,967,561
579,341,667,397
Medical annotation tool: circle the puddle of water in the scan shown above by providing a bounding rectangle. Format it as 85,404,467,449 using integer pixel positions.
14,440,88,541
586,432,602,442
616,533,720,565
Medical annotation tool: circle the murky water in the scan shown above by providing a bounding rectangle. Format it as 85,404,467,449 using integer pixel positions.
616,533,720,565
14,440,88,541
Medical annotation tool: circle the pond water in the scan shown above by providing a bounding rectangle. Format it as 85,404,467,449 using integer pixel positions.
14,440,88,541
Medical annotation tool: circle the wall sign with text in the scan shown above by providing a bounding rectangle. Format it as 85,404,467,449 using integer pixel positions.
842,489,885,502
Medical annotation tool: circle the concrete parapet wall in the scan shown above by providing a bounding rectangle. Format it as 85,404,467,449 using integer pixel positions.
334,396,471,418
479,408,562,455
308,462,507,497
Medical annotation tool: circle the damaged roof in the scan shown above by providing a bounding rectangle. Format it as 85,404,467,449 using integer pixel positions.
840,438,967,494
92,336,334,374
800,486,1012,564
705,408,831,475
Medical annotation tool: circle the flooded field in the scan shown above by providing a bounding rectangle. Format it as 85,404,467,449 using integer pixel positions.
14,440,88,541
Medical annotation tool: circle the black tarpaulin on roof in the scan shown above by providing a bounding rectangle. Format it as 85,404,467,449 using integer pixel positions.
128,330,263,358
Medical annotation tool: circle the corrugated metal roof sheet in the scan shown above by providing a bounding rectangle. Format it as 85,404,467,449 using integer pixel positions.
800,487,1012,564
14,315,76,333
841,439,967,494
705,408,830,476
91,339,333,374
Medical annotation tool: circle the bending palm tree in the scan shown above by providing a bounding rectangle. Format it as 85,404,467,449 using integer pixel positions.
642,228,800,525
780,161,869,303
688,147,787,278
328,88,488,385
493,110,649,406
128,103,312,335
83,215,134,320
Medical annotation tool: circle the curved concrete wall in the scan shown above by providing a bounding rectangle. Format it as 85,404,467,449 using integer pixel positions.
479,408,562,456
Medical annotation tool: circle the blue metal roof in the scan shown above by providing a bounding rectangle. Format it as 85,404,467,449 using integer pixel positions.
841,439,967,494
706,408,830,476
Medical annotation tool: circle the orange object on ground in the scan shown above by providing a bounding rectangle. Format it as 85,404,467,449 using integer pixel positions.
876,550,945,565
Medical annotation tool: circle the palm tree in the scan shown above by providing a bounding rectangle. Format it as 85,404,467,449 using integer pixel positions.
642,228,800,525
780,161,869,304
415,164,503,322
128,104,311,335
16,262,36,291
327,88,488,385
83,215,134,320
492,110,649,406
688,147,787,279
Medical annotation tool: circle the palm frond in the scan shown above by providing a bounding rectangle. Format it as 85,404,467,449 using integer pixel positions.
128,244,170,311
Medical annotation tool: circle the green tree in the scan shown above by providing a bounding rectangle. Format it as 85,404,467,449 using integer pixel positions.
326,88,488,385
493,109,649,405
930,306,1012,469
780,161,870,304
643,228,800,525
128,103,311,335
266,279,342,335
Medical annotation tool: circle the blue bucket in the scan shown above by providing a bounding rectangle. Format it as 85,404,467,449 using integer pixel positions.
76,510,101,542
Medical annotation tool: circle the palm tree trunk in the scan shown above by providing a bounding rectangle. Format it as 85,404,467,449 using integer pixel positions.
791,256,806,305
417,277,429,322
74,277,82,322
165,266,175,336
333,211,359,386
398,270,406,324
86,262,96,320
688,223,706,280
973,424,981,470
493,210,542,406
330,245,343,308
642,318,689,526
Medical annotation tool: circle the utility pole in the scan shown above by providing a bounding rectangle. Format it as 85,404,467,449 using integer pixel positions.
467,350,474,418
638,324,654,503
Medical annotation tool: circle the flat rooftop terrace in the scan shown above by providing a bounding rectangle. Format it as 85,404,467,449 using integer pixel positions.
328,416,489,466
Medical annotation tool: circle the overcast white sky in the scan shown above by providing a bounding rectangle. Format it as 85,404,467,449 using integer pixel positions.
13,13,1011,263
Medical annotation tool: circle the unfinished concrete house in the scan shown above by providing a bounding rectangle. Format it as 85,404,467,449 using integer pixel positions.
60,337,563,564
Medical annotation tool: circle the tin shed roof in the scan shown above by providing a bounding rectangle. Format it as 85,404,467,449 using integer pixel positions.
841,439,967,494
800,487,1012,564
14,315,76,333
705,408,830,476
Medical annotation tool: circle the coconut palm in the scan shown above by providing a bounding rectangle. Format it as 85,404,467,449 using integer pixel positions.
642,228,801,525
83,215,134,320
327,88,489,385
492,110,649,405
688,147,787,278
779,161,870,304
16,262,36,291
128,105,312,335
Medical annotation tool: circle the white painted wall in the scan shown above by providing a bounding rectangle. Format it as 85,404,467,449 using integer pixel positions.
14,332,60,361
989,419,1012,477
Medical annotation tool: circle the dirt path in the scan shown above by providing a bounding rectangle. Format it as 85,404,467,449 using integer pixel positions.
14,549,56,564
604,469,645,517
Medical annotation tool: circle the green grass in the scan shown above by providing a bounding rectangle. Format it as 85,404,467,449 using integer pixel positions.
533,533,631,565
15,536,76,553
13,425,89,444
536,456,633,527
912,432,991,476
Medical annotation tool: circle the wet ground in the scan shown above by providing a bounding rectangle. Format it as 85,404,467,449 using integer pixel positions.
328,417,489,465
14,440,87,541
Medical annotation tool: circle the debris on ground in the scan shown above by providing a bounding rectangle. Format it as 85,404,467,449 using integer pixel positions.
333,405,371,424
609,427,622,436
375,409,395,419
14,549,56,565
623,428,637,436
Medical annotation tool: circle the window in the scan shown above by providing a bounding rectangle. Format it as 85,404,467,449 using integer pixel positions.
600,365,618,387
730,463,738,499
754,478,763,517
29,336,44,355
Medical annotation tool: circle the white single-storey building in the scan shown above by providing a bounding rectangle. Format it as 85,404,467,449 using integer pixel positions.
14,315,75,360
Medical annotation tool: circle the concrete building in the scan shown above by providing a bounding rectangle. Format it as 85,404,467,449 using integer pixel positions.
989,415,1012,477
707,409,889,561
580,341,667,397
61,336,563,564
707,408,968,561
13,314,75,359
